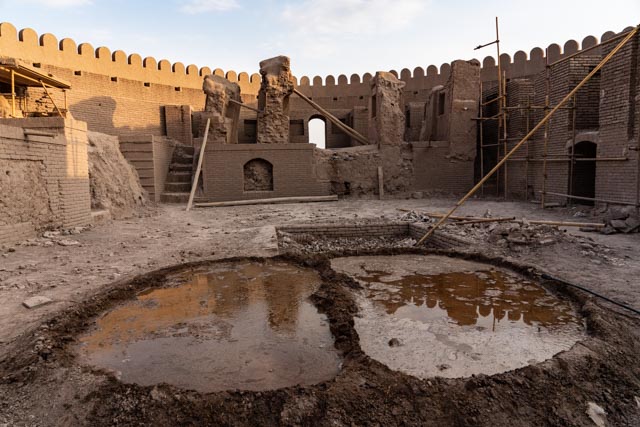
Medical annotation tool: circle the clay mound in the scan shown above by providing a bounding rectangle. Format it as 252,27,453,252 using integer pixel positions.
87,131,146,219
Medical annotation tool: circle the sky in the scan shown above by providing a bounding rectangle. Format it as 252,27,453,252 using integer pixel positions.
0,0,638,79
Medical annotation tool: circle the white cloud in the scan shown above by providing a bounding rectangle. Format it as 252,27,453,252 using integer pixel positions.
279,0,429,60
24,0,91,6
282,0,427,37
180,0,239,14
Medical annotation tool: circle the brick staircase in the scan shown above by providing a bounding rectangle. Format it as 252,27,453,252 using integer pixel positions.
160,146,195,203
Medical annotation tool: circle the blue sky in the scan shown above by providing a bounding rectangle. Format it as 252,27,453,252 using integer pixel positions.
0,0,638,79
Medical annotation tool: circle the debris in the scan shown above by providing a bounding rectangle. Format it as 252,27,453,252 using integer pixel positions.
586,402,606,427
58,239,80,247
22,296,53,309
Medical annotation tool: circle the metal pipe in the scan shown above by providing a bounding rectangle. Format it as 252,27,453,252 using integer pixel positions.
415,24,640,246
540,191,640,207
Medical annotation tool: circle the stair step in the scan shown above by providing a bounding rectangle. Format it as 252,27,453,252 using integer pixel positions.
160,192,189,203
173,156,194,165
170,163,192,172
165,182,191,192
167,172,192,183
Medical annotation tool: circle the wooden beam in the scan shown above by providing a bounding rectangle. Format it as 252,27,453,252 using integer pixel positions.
292,88,370,146
186,118,210,211
195,195,338,208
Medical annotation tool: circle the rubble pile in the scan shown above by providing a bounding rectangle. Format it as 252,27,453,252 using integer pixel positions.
600,207,640,235
279,232,416,254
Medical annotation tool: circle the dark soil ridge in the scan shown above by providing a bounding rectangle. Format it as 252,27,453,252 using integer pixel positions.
1,248,639,426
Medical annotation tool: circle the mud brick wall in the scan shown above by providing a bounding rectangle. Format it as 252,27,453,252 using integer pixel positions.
411,142,475,193
120,135,176,202
596,32,640,205
0,118,91,244
164,105,193,146
0,22,616,143
202,144,330,202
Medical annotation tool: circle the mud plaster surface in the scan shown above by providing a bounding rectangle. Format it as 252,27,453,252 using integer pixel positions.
0,198,639,426
332,255,585,378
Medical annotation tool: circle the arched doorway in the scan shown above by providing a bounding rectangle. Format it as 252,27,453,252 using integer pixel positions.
308,116,327,149
569,141,597,205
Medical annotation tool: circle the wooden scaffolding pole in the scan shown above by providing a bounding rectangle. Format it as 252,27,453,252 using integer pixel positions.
541,49,551,208
416,24,640,246
186,118,210,211
568,94,578,205
479,80,484,196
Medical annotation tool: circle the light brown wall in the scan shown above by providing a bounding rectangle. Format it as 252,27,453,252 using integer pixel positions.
0,118,91,243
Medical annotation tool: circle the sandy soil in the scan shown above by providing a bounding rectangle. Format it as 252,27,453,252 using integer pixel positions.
0,197,639,426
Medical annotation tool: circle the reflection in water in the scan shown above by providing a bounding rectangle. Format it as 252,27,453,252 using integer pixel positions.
332,255,585,379
77,260,341,392
357,269,579,331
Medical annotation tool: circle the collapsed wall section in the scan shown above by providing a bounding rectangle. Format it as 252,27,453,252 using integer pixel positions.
0,118,91,243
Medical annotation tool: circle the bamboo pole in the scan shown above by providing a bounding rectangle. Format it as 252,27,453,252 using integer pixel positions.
525,95,531,200
480,80,484,196
541,49,551,208
495,17,503,198
502,70,508,199
195,195,338,208
186,118,210,211
568,95,578,204
541,191,640,207
420,212,605,228
292,88,369,145
456,217,515,225
415,24,640,246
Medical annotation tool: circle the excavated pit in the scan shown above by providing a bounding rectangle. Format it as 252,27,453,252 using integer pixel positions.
75,259,341,392
331,254,586,378
2,250,639,426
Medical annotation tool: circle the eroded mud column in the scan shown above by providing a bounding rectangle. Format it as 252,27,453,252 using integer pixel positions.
368,72,406,147
202,74,241,144
256,56,294,144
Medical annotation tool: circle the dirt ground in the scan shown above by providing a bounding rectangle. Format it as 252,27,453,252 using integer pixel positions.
1,197,639,426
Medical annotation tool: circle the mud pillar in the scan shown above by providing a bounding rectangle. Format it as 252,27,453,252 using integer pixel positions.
368,72,406,147
447,60,480,160
202,74,241,144
256,56,294,144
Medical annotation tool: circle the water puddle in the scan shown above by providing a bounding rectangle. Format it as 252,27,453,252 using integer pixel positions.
76,260,341,392
331,255,585,378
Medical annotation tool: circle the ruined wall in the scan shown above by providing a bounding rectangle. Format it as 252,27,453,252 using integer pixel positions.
314,145,413,196
0,118,90,243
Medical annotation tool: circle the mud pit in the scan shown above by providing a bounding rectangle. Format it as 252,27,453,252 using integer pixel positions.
1,247,640,426
76,260,340,392
331,255,585,378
